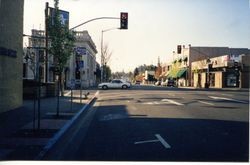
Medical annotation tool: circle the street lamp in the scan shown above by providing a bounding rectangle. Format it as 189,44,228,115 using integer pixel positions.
101,27,119,82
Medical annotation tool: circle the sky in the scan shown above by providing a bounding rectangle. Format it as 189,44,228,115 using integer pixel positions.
23,0,250,72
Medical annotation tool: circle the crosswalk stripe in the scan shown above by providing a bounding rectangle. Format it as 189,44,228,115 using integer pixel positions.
198,100,214,105
208,96,248,104
161,99,184,105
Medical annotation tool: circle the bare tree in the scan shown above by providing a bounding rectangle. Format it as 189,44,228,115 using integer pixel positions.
101,43,112,81
102,43,112,66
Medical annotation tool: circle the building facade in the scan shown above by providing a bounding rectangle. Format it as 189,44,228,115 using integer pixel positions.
0,0,24,113
169,45,250,88
192,54,250,88
66,31,98,88
23,30,48,82
23,30,98,89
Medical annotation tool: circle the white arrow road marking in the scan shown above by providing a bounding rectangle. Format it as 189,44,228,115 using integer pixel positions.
64,91,71,96
155,134,171,149
208,96,248,104
134,134,171,149
143,99,184,105
161,99,184,106
198,100,215,106
134,139,159,144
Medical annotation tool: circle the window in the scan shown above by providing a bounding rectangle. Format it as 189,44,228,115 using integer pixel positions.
226,73,237,87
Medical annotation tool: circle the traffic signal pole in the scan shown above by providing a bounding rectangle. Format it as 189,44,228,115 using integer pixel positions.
70,17,120,31
69,13,128,83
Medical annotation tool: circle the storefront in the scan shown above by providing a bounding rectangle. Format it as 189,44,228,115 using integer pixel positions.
167,68,187,86
192,55,242,88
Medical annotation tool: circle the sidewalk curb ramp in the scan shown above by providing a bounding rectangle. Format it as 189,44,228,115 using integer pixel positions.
35,91,99,160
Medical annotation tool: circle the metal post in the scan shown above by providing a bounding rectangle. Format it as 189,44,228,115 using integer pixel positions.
100,27,119,83
70,87,73,111
37,52,41,130
206,59,210,88
45,2,49,83
33,89,36,131
80,76,82,104
101,32,103,82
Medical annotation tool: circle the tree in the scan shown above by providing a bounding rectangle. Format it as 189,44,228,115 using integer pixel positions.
48,0,75,116
133,67,139,78
155,65,162,80
101,43,112,82
102,43,112,66
103,65,111,81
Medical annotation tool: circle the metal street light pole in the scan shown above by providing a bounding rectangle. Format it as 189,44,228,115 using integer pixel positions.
101,27,119,82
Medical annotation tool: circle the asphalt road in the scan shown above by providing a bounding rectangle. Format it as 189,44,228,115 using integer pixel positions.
44,85,249,162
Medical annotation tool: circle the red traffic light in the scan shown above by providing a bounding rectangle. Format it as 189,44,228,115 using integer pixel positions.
120,12,128,29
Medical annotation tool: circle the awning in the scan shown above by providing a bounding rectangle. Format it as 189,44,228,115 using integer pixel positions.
176,68,187,78
167,68,187,78
167,70,178,78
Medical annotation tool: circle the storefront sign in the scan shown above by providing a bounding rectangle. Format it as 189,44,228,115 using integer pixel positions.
0,47,17,58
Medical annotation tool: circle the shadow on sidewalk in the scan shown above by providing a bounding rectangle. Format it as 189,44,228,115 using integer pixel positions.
0,91,96,160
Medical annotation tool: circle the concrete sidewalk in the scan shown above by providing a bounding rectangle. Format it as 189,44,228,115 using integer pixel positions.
0,89,98,160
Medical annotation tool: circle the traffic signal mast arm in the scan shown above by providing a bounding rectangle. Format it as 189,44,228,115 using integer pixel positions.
70,17,120,30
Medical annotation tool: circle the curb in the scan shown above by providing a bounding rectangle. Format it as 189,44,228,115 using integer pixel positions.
35,90,99,160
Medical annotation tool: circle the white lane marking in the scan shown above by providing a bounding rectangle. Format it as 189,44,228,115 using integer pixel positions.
144,102,154,105
198,100,214,106
154,101,160,105
134,139,159,144
134,134,171,149
208,96,248,104
161,99,184,106
155,134,171,149
64,91,71,96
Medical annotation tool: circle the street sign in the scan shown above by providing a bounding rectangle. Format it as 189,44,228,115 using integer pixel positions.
49,7,69,28
75,47,86,55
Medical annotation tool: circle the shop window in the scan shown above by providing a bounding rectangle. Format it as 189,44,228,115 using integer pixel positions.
226,73,237,87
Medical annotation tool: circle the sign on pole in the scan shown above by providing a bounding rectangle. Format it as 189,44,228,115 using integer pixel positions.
70,79,75,89
48,7,69,28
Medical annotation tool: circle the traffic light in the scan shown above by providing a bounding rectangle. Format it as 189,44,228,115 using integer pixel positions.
120,12,128,29
75,69,80,79
177,45,182,54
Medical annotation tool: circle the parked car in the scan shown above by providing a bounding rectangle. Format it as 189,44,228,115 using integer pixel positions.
162,79,176,87
98,79,131,90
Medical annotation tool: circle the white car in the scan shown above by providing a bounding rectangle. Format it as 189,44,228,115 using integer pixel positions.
98,79,131,90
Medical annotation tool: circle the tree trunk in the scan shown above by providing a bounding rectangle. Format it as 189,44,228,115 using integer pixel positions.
56,73,61,117
60,72,64,96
